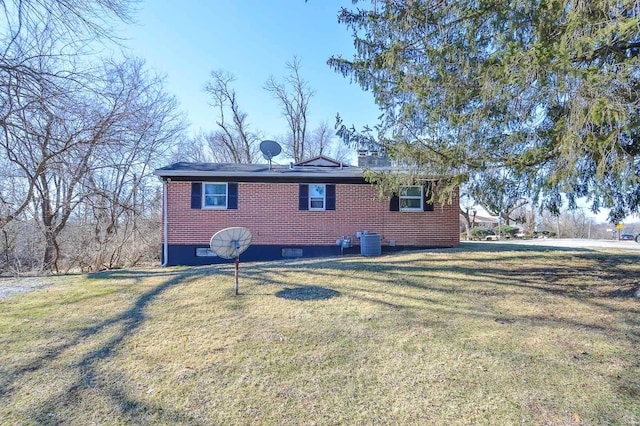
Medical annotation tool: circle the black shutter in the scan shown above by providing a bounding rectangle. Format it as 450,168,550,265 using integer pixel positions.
389,193,399,211
326,184,336,210
191,182,202,209
423,184,434,211
299,184,309,210
227,183,238,209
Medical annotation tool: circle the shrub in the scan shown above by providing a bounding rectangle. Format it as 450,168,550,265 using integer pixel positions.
494,225,520,238
469,227,490,240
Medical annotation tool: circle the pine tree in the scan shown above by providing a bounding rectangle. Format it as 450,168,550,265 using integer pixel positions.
330,0,640,219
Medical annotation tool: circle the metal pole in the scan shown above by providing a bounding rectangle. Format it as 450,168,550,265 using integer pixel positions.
235,256,239,295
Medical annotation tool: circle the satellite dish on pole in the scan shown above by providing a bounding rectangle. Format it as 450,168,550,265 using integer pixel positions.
210,227,252,295
260,140,282,170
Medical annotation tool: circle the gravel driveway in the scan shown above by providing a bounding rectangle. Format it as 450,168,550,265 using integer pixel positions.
0,277,57,300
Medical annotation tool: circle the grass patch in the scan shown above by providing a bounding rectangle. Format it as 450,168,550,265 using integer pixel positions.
1,246,639,424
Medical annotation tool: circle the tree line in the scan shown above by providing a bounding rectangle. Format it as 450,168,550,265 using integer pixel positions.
0,1,349,274
0,0,187,273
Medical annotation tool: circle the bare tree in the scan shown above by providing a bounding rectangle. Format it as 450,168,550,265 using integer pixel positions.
264,56,314,162
539,208,592,239
1,55,183,272
0,0,136,230
302,121,353,163
305,120,332,158
0,0,188,274
0,31,95,271
78,59,184,271
171,134,210,163
203,70,259,163
0,0,134,42
458,189,477,240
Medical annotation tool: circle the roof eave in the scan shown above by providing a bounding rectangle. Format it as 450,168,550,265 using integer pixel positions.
153,169,365,179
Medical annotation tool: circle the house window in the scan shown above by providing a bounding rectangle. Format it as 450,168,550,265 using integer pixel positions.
191,182,238,210
400,186,423,211
203,183,227,209
309,184,326,210
298,184,335,211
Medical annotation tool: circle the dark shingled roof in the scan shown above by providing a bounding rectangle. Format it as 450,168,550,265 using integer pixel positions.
154,161,382,183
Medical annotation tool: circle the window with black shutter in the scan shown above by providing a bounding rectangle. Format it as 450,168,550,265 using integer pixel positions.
390,185,434,212
191,182,202,209
299,184,335,210
191,182,238,210
299,184,309,210
389,193,400,211
326,184,336,210
423,185,434,212
227,183,238,210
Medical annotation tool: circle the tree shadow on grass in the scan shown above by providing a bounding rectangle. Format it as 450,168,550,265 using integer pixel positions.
251,245,639,300
244,247,640,339
87,266,218,283
275,285,340,301
1,267,210,424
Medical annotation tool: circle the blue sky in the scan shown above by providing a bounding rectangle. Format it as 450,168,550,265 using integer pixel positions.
117,0,380,141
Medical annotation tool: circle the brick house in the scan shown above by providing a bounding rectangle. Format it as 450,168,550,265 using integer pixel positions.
154,155,459,266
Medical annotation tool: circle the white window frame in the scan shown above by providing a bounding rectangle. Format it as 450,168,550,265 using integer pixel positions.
399,185,423,212
202,182,228,209
308,184,326,211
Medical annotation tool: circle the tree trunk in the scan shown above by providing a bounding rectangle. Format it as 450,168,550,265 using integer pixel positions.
460,208,471,240
42,228,60,273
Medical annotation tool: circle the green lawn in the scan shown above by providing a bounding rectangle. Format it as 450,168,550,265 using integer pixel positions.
1,243,639,424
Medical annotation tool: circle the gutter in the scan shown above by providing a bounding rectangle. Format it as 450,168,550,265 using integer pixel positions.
161,178,169,267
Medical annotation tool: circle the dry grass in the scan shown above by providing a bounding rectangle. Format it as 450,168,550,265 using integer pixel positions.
1,243,639,425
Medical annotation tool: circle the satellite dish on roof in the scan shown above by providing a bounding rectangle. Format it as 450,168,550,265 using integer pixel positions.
260,140,282,170
210,227,252,295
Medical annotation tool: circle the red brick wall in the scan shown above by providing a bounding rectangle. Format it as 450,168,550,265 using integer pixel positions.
165,181,459,247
